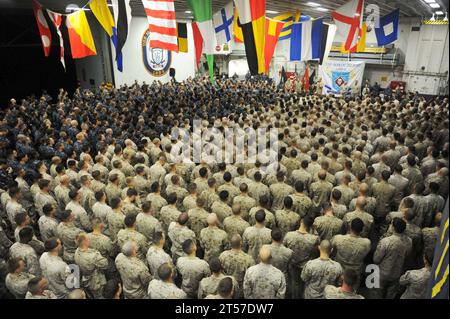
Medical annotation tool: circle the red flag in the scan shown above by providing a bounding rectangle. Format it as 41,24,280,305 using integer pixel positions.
143,0,179,52
192,22,203,67
47,11,65,70
303,67,310,92
264,18,284,73
32,0,52,57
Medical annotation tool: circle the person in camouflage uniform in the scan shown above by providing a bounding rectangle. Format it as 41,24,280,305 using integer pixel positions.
148,263,187,299
115,241,152,299
343,197,374,238
243,245,286,299
372,171,396,223
283,215,320,299
270,172,294,211
211,190,232,223
159,193,182,234
9,227,41,277
219,235,254,299
313,202,344,241
348,183,376,217
290,160,313,192
106,197,126,244
275,197,300,237
182,183,198,212
200,214,229,263
331,218,371,290
267,228,292,281
217,172,240,206
243,210,272,263
56,210,83,264
198,178,220,212
39,238,73,299
233,183,256,221
168,213,196,263
310,170,333,208
197,258,238,299
301,240,343,299
87,218,116,278
224,204,251,239
383,208,423,271
38,204,59,243
146,231,173,279
187,198,209,239
146,182,167,218
324,269,364,299
248,195,276,229
25,277,57,299
66,189,92,232
91,191,112,229
399,254,432,299
74,233,109,299
290,181,313,219
248,172,270,204
116,214,148,261
332,175,355,207
373,218,412,299
422,212,441,261
5,258,34,299
135,201,163,244
176,239,210,299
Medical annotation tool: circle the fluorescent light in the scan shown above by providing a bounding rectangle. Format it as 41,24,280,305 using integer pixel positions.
307,2,321,7
435,11,444,15
185,10,192,13
316,7,329,12
266,10,280,14
429,3,440,8
424,0,436,3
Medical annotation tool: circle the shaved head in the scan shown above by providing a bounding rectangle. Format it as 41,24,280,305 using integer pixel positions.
259,245,272,263
356,196,366,209
207,213,218,225
319,240,331,255
359,183,369,195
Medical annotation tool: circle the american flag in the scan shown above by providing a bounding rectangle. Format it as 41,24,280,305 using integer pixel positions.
143,0,179,52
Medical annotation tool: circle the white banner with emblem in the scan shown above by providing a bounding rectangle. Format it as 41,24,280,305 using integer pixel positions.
319,60,366,95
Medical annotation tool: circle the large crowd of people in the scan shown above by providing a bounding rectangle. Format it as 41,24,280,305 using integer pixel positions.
0,75,448,299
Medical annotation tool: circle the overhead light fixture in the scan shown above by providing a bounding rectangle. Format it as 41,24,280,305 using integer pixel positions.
66,4,80,13
424,0,436,3
306,2,321,7
435,11,444,15
185,10,192,14
429,3,440,8
316,7,329,12
266,10,280,14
